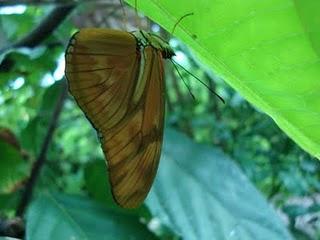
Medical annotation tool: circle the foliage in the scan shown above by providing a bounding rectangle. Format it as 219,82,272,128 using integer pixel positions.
0,1,319,240
127,0,320,159
26,193,157,240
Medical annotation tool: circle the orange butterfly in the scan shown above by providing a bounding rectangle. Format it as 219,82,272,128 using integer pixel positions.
65,28,174,208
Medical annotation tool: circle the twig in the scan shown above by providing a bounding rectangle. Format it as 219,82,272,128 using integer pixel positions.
16,81,68,217
0,0,76,7
0,4,75,54
0,0,118,6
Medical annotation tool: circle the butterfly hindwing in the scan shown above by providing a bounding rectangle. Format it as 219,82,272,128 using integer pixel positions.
65,28,165,208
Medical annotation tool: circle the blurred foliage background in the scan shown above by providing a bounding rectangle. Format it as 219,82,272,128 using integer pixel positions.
0,1,319,240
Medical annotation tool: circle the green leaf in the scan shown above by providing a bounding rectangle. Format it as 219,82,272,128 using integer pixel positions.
125,0,320,158
26,192,157,240
146,129,292,240
0,140,29,194
84,160,117,207
84,160,152,218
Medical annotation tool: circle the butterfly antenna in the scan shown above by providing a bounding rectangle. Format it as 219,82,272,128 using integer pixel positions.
171,59,225,103
119,0,128,31
171,60,196,100
171,12,194,35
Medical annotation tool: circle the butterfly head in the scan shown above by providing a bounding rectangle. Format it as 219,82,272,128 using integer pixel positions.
132,30,175,59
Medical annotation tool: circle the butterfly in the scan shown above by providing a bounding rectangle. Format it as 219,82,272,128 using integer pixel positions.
65,28,174,208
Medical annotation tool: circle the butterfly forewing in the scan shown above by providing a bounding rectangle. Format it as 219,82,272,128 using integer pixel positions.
65,28,165,208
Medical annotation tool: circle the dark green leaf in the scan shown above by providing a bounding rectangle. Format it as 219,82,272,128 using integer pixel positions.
26,192,157,240
147,129,292,240
84,160,152,218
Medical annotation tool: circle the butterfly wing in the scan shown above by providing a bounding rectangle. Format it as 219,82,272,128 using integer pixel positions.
65,28,165,208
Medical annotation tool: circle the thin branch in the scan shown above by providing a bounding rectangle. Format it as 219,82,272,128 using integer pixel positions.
16,81,68,217
0,0,118,7
0,0,76,7
0,4,75,54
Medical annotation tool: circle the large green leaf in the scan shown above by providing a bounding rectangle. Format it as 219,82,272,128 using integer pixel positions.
26,193,157,240
146,129,292,240
125,0,320,158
